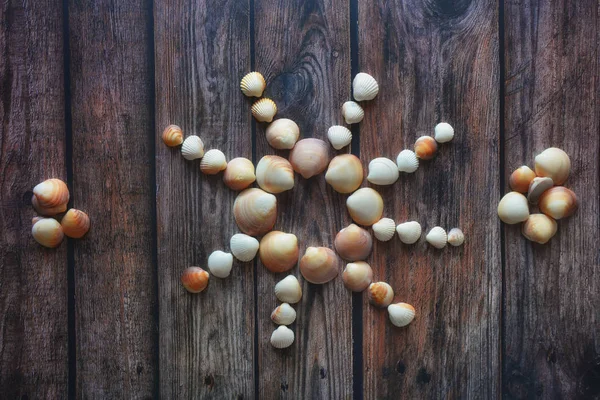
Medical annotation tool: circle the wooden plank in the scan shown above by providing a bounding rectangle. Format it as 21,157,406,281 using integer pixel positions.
254,1,353,398
0,1,68,398
154,0,254,398
358,1,501,398
67,1,157,397
503,1,600,398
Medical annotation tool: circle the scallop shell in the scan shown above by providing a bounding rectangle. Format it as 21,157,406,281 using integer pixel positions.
342,101,364,124
368,282,394,308
346,188,384,226
240,71,266,97
230,233,260,262
426,226,447,249
447,228,465,246
498,192,529,224
299,247,340,284
414,136,438,160
325,154,363,194
327,126,352,150
251,98,277,122
288,138,330,179
200,149,227,175
270,325,295,349
388,303,416,327
367,157,399,185
271,303,297,325
527,177,553,205
352,73,379,101
32,218,64,248
372,218,396,242
334,224,373,261
256,155,295,193
395,221,421,244
534,147,570,185
181,135,205,160
61,209,90,238
207,250,234,278
274,275,302,304
266,119,300,150
33,179,70,208
342,261,373,292
396,150,419,173
162,124,183,147
434,122,454,143
32,194,67,216
259,231,299,273
223,157,256,191
181,267,209,293
233,188,277,236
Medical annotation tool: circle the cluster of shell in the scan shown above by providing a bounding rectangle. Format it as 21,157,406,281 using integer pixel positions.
30,178,91,248
498,147,578,244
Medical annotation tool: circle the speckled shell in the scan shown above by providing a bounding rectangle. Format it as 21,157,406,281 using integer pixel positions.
288,138,330,179
388,303,416,327
299,247,340,284
207,250,234,278
346,188,384,226
274,275,302,304
396,221,422,244
414,136,438,160
270,303,297,325
325,154,363,194
342,101,364,124
33,178,70,208
372,218,396,241
367,157,399,185
223,157,256,191
434,122,454,143
368,282,394,308
181,135,205,160
256,155,295,193
162,124,183,147
251,98,277,122
352,73,379,101
230,233,260,262
181,267,209,293
240,71,266,97
396,150,419,173
200,149,227,175
265,119,300,150
61,209,90,238
233,188,277,236
426,226,447,249
32,218,64,248
270,325,295,349
334,224,373,261
327,125,352,150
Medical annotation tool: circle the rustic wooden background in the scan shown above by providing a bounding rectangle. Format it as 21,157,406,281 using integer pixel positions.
0,0,598,398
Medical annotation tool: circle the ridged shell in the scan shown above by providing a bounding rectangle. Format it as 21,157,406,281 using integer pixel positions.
32,218,64,248
372,218,396,241
181,267,209,293
223,157,256,191
396,150,419,173
334,224,373,261
447,228,465,246
325,154,363,194
240,71,266,97
265,119,300,150
270,325,295,349
352,73,379,101
32,194,67,216
251,98,277,122
233,188,277,236
346,188,384,226
396,221,421,244
434,122,454,143
538,186,578,220
342,101,364,124
327,126,352,150
288,138,330,179
33,179,70,208
259,231,299,273
61,209,90,238
271,303,297,325
230,233,260,262
414,136,438,160
534,147,571,185
162,124,183,147
342,261,373,292
527,177,553,205
207,251,234,278
388,303,416,327
256,155,295,193
299,247,340,284
367,157,399,185
274,275,302,304
522,213,558,244
426,226,447,249
498,192,529,224
200,149,227,175
368,282,394,308
181,135,205,160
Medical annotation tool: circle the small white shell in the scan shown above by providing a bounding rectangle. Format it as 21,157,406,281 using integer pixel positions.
270,303,297,325
200,149,227,174
346,188,384,226
342,101,364,124
352,73,379,101
270,325,295,349
230,233,260,262
274,275,302,304
396,150,419,173
181,135,205,160
426,227,447,249
367,157,399,185
240,71,266,97
207,250,233,278
251,98,277,122
434,122,454,143
372,218,396,242
388,303,416,327
396,221,421,244
447,228,465,246
497,192,529,224
327,126,352,150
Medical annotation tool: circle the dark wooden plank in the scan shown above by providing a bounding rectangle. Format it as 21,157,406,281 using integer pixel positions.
154,0,254,398
503,1,600,398
68,0,157,397
0,1,68,398
254,0,353,398
358,0,501,398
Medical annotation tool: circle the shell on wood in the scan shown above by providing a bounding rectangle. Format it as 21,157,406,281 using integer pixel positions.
534,147,571,185
270,325,295,349
200,149,227,175
388,303,416,327
522,213,557,244
265,119,300,150
33,178,69,208
352,72,379,101
372,218,396,241
527,177,553,205
509,165,536,193
426,226,447,249
342,101,364,124
256,155,295,193
396,150,419,173
396,221,422,244
207,250,234,278
434,122,454,143
334,224,373,261
181,267,209,293
288,138,330,179
538,186,578,220
414,136,438,160
325,154,363,194
447,228,465,247
346,188,383,226
240,71,266,97
270,303,296,325
259,231,299,273
274,275,302,304
327,125,352,150
498,192,529,224
251,98,277,122
368,282,394,308
162,124,183,147
230,233,260,262
342,261,373,292
32,218,64,248
367,157,399,185
233,188,277,236
299,247,340,284
223,157,256,191
32,195,67,217
61,209,90,238
181,135,205,160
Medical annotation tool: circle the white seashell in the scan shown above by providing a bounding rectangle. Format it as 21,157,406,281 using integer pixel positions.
346,188,384,226
447,228,465,246
240,71,266,97
342,101,364,124
434,122,454,143
327,126,352,150
251,98,277,122
396,150,419,173
265,119,300,150
256,155,295,193
426,227,447,249
325,154,363,194
274,275,302,304
181,135,205,160
527,177,553,205
270,303,297,325
207,250,233,278
388,303,416,327
534,147,570,185
497,192,529,224
32,218,64,248
200,149,227,175
372,218,396,241
270,325,295,349
352,73,379,101
367,157,399,185
230,233,260,262
396,221,421,244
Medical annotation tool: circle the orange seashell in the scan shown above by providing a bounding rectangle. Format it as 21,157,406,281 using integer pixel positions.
334,224,373,261
32,194,67,216
414,136,437,160
509,166,536,193
61,209,90,238
368,282,394,307
299,247,340,284
181,267,209,293
259,231,299,273
162,124,183,147
33,178,69,208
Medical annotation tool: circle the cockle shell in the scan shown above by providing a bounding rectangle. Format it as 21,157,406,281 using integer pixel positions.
538,186,578,220
447,228,465,246
181,135,205,160
299,247,340,284
265,119,300,150
352,73,379,101
527,177,553,205
271,303,296,325
32,218,64,248
61,209,90,238
32,195,67,216
233,188,277,236
256,155,295,193
270,325,295,349
509,166,536,193
388,303,416,327
200,149,227,175
259,231,299,273
33,178,69,208
372,218,396,241
534,147,571,185
240,71,266,97
342,101,364,124
230,233,260,262
334,224,373,261
223,157,256,191
325,154,363,194
342,261,373,292
426,226,447,249
274,275,302,304
162,124,183,147
251,98,277,122
367,157,399,185
327,126,352,150
434,122,454,143
498,192,529,224
414,136,438,160
181,266,209,293
288,138,330,179
396,150,419,173
368,282,394,308
207,250,234,278
396,221,421,244
522,213,557,244
346,188,383,226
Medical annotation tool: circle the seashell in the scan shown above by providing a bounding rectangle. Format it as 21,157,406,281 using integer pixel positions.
233,188,277,236
181,135,205,160
259,231,299,273
372,218,396,241
251,98,277,122
497,192,529,224
200,149,227,175
271,303,297,325
388,303,416,327
527,177,553,205
61,209,90,238
396,150,419,173
274,275,302,304
230,233,260,262
327,125,352,150
240,71,266,97
414,136,438,160
346,188,383,226
352,73,379,101
32,218,64,248
33,178,69,208
325,154,363,194
342,261,373,292
207,250,234,278
256,155,295,193
265,119,300,150
447,228,465,246
162,124,183,147
32,194,67,216
534,147,571,185
368,282,394,308
522,213,557,244
426,226,447,249
396,221,422,244
434,122,454,143
509,166,536,193
334,224,373,261
367,157,399,185
299,247,340,284
288,138,330,179
538,186,578,220
270,325,295,349
342,101,364,124
223,157,256,191
181,266,209,293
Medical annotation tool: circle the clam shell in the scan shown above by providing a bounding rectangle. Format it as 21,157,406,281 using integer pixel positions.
223,157,256,191
33,178,69,208
266,119,300,150
288,138,330,179
325,154,363,194
181,135,205,160
334,224,373,261
352,73,379,101
251,98,277,122
434,122,454,143
447,228,465,246
271,303,297,325
426,226,447,249
414,136,438,160
372,218,396,241
200,149,227,175
181,266,209,293
396,150,419,173
342,261,373,292
327,125,352,150
388,303,416,327
509,165,536,193
342,101,364,124
240,71,266,97
368,282,394,308
346,188,383,226
233,188,277,236
256,155,295,193
32,194,67,216
259,231,299,273
270,325,295,349
538,186,578,220
534,147,570,185
498,192,529,224
367,157,399,185
208,250,233,278
32,218,64,248
527,177,553,205
230,233,260,262
299,247,340,284
274,275,302,304
396,221,421,244
522,213,558,244
61,209,90,238
162,124,183,147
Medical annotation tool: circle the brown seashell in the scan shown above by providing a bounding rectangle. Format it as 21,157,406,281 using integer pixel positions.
181,267,209,293
233,188,277,236
223,157,256,191
32,195,67,216
61,209,90,238
33,178,69,208
288,138,330,179
299,247,340,284
538,186,578,220
509,166,536,193
259,231,299,273
162,124,183,147
334,224,373,261
414,136,438,160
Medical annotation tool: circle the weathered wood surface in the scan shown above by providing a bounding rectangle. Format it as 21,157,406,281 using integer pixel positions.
503,0,600,398
68,0,157,397
0,1,68,398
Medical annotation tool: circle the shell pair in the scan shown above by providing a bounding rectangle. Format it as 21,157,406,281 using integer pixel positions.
425,227,465,248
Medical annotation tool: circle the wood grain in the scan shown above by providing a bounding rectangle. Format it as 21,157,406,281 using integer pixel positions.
0,1,68,398
154,0,254,398
358,0,501,398
503,0,600,398
68,0,157,397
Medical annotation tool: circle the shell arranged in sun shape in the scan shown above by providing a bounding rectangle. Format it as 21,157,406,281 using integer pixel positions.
259,231,299,273
230,233,260,262
368,282,394,308
208,250,234,278
352,73,379,101
270,325,295,349
447,228,465,246
33,178,70,208
327,126,352,150
346,188,384,226
271,303,297,325
426,226,447,249
367,157,399,185
342,101,364,124
388,303,416,327
223,157,256,191
288,138,330,179
372,218,396,242
181,135,205,160
256,155,295,193
162,124,183,147
32,218,64,248
396,221,422,244
233,188,277,236
334,224,373,261
200,149,227,175
274,275,302,304
434,122,454,143
240,71,266,97
299,247,340,284
251,98,277,122
61,209,90,238
325,154,363,194
396,150,419,173
265,119,300,150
